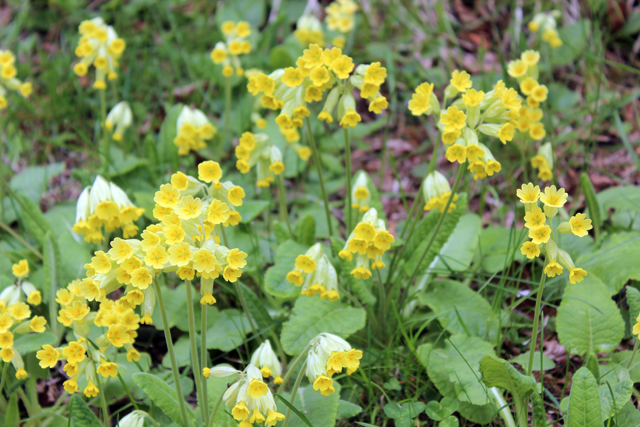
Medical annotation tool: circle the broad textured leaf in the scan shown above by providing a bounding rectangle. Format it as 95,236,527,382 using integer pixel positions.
567,368,602,427
404,193,467,275
610,351,640,382
9,162,65,203
162,336,191,368
69,395,102,427
614,401,640,427
510,351,556,372
236,200,270,223
280,297,366,355
439,417,459,427
556,275,624,355
207,376,237,427
551,19,590,66
104,353,151,400
206,309,251,352
133,373,193,425
240,282,273,331
431,214,481,274
596,185,640,230
626,286,640,326
18,193,52,246
475,225,526,273
577,232,640,295
383,402,426,427
425,397,459,421
418,280,501,341
277,384,340,427
599,377,633,422
336,400,363,419
417,335,495,411
106,146,148,177
13,332,56,355
264,239,308,299
294,214,316,246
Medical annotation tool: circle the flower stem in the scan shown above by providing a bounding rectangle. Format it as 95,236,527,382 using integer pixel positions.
184,280,205,422
99,89,110,173
153,279,190,427
305,118,334,237
224,77,232,146
627,340,640,369
343,127,353,233
405,163,464,286
277,344,311,395
277,175,294,239
234,280,259,337
206,391,225,427
95,369,110,427
281,360,307,427
201,302,210,423
526,266,548,377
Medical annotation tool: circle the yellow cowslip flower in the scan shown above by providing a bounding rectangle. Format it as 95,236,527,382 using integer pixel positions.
566,213,593,238
524,207,546,229
63,341,86,365
174,107,217,156
305,333,362,396
73,18,125,89
449,70,472,93
36,345,60,368
295,14,325,46
30,316,46,333
440,106,467,133
544,259,563,277
520,242,540,259
211,21,252,76
12,260,29,278
520,77,539,96
507,60,527,78
530,12,563,48
0,50,32,110
521,50,540,67
105,101,132,141
529,225,551,245
234,132,285,187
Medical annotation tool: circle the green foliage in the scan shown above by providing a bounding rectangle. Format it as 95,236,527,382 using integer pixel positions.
276,385,341,427
556,275,625,355
383,401,426,427
425,397,459,421
596,186,640,230
280,297,366,355
133,373,194,425
566,368,602,427
294,214,316,246
431,214,481,274
475,225,526,273
264,239,308,299
581,172,602,237
510,351,556,372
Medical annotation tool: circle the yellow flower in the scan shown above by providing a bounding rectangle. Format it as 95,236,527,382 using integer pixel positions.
84,380,99,398
528,225,551,245
144,245,169,269
313,375,335,396
520,242,540,259
130,267,152,289
246,379,269,398
531,84,548,102
266,409,286,427
97,361,119,377
301,44,324,69
63,379,78,394
30,316,47,333
445,144,467,164
16,369,27,380
282,67,305,87
27,291,42,305
530,121,546,139
12,259,29,278
63,341,86,365
340,109,361,128
449,70,472,92
507,59,527,78
0,313,13,333
517,183,540,204
544,259,563,277
439,106,466,132
569,213,592,237
198,161,223,184
174,196,204,220
154,184,181,208
330,55,354,79
0,332,13,348
310,66,330,86
524,207,546,229
369,96,388,114
232,401,250,420
519,77,539,96
521,50,540,66
9,302,31,320
295,255,317,273
461,89,484,107
569,268,587,284
0,347,14,362
107,324,131,347
540,186,567,208
227,249,248,269
497,123,514,144
365,62,387,85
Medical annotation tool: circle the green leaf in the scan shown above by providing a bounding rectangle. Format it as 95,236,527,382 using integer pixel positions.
418,280,501,341
383,402,426,427
270,45,296,69
425,397,459,421
627,286,640,327
479,355,544,426
567,367,602,427
5,393,19,426
69,395,102,427
157,104,183,170
551,19,591,66
280,297,366,355
580,172,603,235
104,352,151,400
240,282,273,332
106,146,149,177
475,225,526,273
417,335,495,409
43,231,60,335
337,400,363,419
556,275,625,355
207,375,237,427
577,232,640,295
431,214,481,274
206,309,251,352
609,351,640,382
439,416,459,427
276,384,340,427
9,162,65,203
510,351,556,372
599,377,633,422
236,200,270,223
17,193,52,246
133,373,193,425
596,186,640,230
614,401,640,427
13,333,56,355
404,194,467,275
264,239,309,299
294,214,316,247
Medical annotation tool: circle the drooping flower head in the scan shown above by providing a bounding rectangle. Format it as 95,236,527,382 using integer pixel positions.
286,243,339,301
210,21,252,77
305,333,362,396
173,106,217,156
0,49,32,110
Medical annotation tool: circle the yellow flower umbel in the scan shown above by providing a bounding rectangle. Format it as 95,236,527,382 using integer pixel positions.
73,175,145,243
528,11,563,48
326,0,359,33
0,49,32,111
530,142,553,181
305,333,362,396
105,101,132,141
351,171,373,213
174,106,217,156
250,340,283,384
286,243,339,301
222,364,285,427
210,21,252,77
518,183,590,284
338,208,394,279
234,132,284,188
73,17,126,89
247,45,388,133
295,14,325,46
423,171,458,213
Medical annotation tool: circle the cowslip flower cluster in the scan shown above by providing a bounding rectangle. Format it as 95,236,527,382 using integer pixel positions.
247,44,388,133
338,208,394,279
73,17,126,89
235,132,284,187
210,21,252,77
326,0,359,34
531,142,553,181
222,364,286,427
105,101,132,141
0,260,47,379
0,50,32,110
295,14,325,46
423,171,459,213
173,106,217,156
305,333,362,396
250,340,283,384
73,175,145,243
529,11,563,48
518,183,591,283
286,243,339,301
351,171,372,213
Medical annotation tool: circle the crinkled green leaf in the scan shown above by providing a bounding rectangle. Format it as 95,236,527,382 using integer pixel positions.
383,402,426,427
567,367,602,427
236,200,270,223
13,333,56,356
432,214,481,274
280,297,365,355
596,185,640,230
276,384,340,427
475,225,526,274
206,309,251,352
599,376,633,422
10,162,65,203
510,351,556,372
133,373,194,425
294,213,316,246
614,401,640,427
336,400,363,419
69,395,101,427
556,275,625,355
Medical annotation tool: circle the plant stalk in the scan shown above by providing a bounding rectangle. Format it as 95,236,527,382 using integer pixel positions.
234,281,259,337
184,280,206,423
627,340,640,370
305,118,334,237
281,360,307,427
207,391,225,427
344,127,353,232
201,303,210,423
277,175,294,239
224,77,232,145
526,267,548,377
153,279,190,427
277,344,311,394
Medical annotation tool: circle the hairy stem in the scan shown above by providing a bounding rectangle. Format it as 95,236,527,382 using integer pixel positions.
185,280,205,422
305,118,334,237
277,344,311,395
201,303,210,422
344,127,353,232
281,360,307,427
526,267,548,377
277,175,294,239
